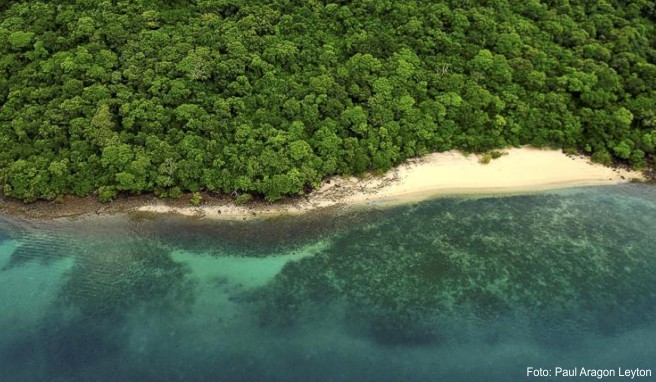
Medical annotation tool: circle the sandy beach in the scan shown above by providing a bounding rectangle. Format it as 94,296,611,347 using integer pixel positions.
137,147,646,220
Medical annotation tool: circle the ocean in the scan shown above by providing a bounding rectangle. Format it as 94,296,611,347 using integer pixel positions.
1,185,654,381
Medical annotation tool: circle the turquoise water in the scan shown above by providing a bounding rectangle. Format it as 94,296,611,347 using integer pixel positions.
1,185,655,381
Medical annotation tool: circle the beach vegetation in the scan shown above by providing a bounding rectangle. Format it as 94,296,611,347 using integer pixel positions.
591,150,613,166
479,150,504,164
190,192,203,207
168,187,184,199
235,193,253,206
490,151,504,160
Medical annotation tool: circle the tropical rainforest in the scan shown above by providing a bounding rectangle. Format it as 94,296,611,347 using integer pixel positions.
1,0,655,202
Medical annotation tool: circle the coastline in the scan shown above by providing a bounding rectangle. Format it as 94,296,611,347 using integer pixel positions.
0,147,648,221
137,146,646,220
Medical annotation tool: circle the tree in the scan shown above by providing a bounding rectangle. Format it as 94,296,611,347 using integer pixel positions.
0,0,654,203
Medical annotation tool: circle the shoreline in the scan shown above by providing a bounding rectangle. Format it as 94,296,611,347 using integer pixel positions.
0,147,649,221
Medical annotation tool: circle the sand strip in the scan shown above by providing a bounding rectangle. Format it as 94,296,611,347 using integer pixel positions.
137,147,646,220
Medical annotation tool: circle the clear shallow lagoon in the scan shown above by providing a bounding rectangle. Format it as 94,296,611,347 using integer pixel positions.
1,185,655,381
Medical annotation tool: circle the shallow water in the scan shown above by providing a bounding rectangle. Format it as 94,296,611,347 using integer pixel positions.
1,185,655,381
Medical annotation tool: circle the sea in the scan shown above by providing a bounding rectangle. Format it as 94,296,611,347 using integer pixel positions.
0,184,654,381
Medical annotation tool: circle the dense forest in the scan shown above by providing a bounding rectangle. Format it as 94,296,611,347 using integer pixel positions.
1,0,655,203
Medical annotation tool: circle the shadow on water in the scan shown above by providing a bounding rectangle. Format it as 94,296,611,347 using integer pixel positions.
1,237,76,271
57,239,195,319
0,226,196,381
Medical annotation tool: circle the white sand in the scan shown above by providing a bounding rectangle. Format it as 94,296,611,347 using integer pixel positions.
137,147,645,220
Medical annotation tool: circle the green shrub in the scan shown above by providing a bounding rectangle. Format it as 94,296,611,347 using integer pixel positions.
591,150,612,165
490,150,504,159
168,187,183,199
190,192,203,206
563,147,578,155
235,193,253,205
98,186,117,203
